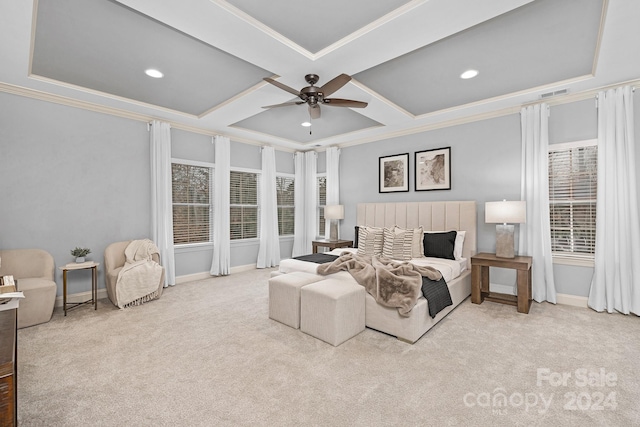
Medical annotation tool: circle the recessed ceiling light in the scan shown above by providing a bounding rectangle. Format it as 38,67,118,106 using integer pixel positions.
460,69,478,79
301,122,311,127
145,69,164,78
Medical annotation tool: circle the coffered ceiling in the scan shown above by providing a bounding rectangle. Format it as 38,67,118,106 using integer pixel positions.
1,0,639,151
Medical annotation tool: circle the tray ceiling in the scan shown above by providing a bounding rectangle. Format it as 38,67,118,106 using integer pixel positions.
1,0,637,150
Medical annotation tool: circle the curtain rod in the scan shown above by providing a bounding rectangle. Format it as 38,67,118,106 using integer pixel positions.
521,79,639,109
147,121,172,131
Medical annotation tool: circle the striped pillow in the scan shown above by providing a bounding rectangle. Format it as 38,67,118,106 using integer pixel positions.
382,227,414,260
394,226,424,258
357,227,384,256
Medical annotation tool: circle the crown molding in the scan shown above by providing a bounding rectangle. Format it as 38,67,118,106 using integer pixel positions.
3,74,639,154
0,81,272,149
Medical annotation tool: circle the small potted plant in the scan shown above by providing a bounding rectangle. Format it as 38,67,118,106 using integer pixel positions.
71,247,91,263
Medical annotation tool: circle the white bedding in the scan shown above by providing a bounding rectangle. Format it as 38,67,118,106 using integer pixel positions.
279,247,466,283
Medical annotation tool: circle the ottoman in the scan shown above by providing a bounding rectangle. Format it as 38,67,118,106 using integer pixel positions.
269,272,325,328
300,279,365,346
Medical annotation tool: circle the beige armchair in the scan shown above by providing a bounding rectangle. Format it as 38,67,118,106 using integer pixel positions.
0,248,57,328
104,240,165,308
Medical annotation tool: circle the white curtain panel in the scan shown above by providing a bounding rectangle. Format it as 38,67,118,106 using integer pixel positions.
257,146,281,268
519,103,556,303
303,151,318,251
210,135,231,276
589,86,640,315
292,151,317,257
150,120,176,286
292,152,305,257
324,147,341,240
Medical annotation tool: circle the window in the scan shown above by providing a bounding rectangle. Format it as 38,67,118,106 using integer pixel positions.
317,175,326,237
548,140,597,259
230,170,259,240
172,162,212,245
276,176,294,236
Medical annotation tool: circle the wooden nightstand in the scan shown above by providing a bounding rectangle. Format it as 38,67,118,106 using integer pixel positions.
312,239,353,254
471,252,533,314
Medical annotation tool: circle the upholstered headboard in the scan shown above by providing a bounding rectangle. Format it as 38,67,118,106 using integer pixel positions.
356,201,477,261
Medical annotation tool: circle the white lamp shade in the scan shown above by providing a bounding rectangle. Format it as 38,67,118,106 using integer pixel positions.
485,200,526,224
324,204,344,220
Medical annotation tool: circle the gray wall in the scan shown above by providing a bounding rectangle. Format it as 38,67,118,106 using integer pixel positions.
0,93,296,297
340,114,522,289
171,134,297,276
340,113,522,252
339,93,640,297
2,89,638,299
0,92,150,295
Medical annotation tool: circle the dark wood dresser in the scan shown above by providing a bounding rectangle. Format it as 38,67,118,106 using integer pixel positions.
0,309,17,427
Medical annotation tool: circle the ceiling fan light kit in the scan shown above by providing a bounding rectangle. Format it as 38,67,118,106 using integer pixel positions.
263,73,368,121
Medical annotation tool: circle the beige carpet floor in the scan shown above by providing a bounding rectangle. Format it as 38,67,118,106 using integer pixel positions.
16,268,640,426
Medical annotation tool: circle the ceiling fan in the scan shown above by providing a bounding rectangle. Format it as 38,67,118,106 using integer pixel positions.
262,73,368,119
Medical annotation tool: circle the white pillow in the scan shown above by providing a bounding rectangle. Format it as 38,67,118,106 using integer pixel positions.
425,230,466,260
454,231,466,260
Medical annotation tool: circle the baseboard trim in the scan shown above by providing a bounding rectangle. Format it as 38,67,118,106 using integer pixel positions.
58,264,261,305
58,272,589,310
174,264,257,284
55,289,108,308
489,283,588,308
490,283,515,295
175,271,212,284
230,263,257,274
556,293,589,308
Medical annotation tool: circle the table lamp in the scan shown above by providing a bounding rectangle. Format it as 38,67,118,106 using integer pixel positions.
485,200,526,258
324,205,344,242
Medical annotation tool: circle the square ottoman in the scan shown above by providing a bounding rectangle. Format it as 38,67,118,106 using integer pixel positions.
269,272,325,329
300,279,365,346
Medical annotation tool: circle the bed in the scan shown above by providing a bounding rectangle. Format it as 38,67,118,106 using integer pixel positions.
277,201,477,343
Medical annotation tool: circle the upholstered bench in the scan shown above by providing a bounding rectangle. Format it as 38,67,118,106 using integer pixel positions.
300,278,365,346
268,272,325,329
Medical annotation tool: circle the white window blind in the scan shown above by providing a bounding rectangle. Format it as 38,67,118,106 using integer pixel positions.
317,175,326,237
230,170,259,240
548,140,597,258
276,176,294,236
172,163,212,244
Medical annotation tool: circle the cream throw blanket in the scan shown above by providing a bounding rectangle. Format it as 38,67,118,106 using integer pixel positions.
317,252,442,317
115,239,164,309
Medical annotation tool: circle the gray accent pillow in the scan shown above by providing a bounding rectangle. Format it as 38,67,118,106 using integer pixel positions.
423,231,456,260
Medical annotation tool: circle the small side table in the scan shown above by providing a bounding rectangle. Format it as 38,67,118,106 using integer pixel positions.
471,252,532,314
59,262,99,316
312,239,353,254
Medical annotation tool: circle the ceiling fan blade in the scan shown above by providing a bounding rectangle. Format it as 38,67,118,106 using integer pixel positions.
263,77,301,96
320,74,351,97
262,101,304,109
309,104,321,119
323,98,368,108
